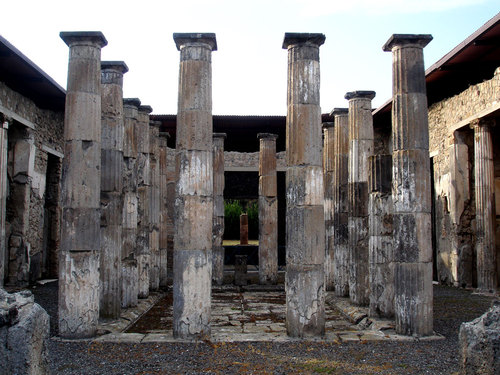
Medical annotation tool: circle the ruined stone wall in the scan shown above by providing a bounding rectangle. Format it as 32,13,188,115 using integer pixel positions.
224,151,286,170
0,81,64,284
429,67,500,286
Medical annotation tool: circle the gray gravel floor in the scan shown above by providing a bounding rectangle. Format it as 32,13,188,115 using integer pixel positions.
32,282,496,374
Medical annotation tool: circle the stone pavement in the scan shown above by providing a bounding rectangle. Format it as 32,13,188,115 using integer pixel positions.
77,281,444,344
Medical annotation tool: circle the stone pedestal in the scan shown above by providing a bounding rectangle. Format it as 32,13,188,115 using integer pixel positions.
332,108,349,297
100,61,128,319
58,31,107,338
368,154,394,318
159,132,170,287
212,133,226,285
0,116,8,286
173,33,216,339
136,105,152,298
258,133,278,285
471,118,497,292
149,121,160,291
283,33,326,337
322,123,335,291
122,98,141,307
383,34,433,336
345,90,375,306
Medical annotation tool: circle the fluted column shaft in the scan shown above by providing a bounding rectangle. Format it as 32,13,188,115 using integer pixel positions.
149,122,160,291
283,33,326,337
59,31,107,338
346,91,375,306
0,115,8,287
100,61,128,319
332,109,349,297
383,34,433,336
159,132,170,287
322,123,335,291
212,133,226,285
258,133,278,285
173,33,217,339
472,118,497,292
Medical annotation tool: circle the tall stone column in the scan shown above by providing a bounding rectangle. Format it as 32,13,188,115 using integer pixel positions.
258,133,278,285
212,133,226,286
122,98,141,308
0,115,8,287
173,33,216,339
368,154,394,318
100,61,128,319
283,33,326,337
149,121,160,291
332,108,349,297
471,118,497,292
345,90,375,306
322,123,335,291
58,31,107,338
136,105,152,298
159,132,170,287
383,34,433,336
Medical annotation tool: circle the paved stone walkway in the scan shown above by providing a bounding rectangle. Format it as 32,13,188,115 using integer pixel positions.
85,284,444,344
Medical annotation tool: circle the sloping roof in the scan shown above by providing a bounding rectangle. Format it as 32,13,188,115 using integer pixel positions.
373,12,500,119
0,35,66,112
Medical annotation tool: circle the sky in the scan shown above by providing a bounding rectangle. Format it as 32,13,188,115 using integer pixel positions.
1,0,499,115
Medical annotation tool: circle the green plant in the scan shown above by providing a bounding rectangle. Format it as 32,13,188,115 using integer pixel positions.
224,199,243,239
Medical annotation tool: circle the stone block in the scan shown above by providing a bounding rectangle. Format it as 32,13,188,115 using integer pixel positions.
60,207,100,251
176,110,213,151
101,117,124,152
101,149,123,192
64,91,101,142
286,104,322,166
393,212,432,263
349,139,374,183
67,47,101,93
178,60,212,111
174,195,213,251
13,139,35,178
100,191,123,226
392,93,429,151
176,150,213,196
286,166,324,207
288,59,320,105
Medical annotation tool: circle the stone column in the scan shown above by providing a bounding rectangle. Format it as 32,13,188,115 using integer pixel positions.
471,118,497,292
368,154,394,318
332,108,349,297
258,133,278,285
149,121,160,291
58,31,107,338
136,105,152,298
173,33,216,339
212,133,226,285
99,61,128,319
345,90,375,306
0,115,8,287
122,98,141,308
159,132,170,287
283,33,326,337
322,123,335,291
383,34,433,336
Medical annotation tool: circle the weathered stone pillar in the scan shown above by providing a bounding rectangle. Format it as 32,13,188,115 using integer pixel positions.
136,104,152,298
212,133,226,285
383,34,433,336
322,123,335,291
332,108,349,297
368,154,394,318
159,132,170,287
471,118,497,292
345,90,375,306
283,33,325,337
173,33,216,339
0,115,8,287
122,98,141,307
100,61,128,319
149,121,160,291
258,133,278,285
59,31,107,338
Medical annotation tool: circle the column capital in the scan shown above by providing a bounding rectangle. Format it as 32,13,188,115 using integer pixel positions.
123,98,141,108
330,107,348,116
173,33,217,51
101,61,129,74
322,122,334,129
470,117,496,130
382,34,432,52
149,120,161,128
60,31,107,48
344,91,376,101
213,132,227,140
159,132,170,139
257,133,278,140
282,33,325,49
138,105,153,114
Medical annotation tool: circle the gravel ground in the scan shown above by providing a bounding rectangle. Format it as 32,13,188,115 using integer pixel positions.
31,282,497,374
